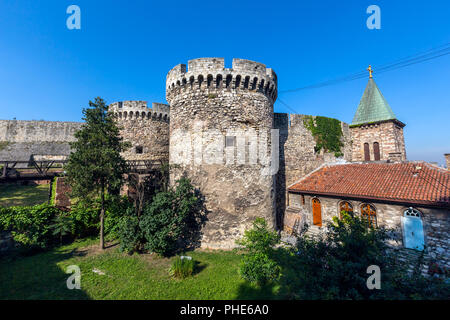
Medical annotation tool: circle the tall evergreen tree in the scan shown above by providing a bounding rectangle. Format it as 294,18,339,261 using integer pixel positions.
65,97,130,249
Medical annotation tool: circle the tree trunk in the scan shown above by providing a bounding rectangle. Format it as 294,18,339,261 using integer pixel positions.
100,183,105,250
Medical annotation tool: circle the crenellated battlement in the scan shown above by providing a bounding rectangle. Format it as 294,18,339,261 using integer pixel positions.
166,58,277,103
108,101,169,122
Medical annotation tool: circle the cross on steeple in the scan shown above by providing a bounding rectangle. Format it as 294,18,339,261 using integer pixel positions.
367,65,373,78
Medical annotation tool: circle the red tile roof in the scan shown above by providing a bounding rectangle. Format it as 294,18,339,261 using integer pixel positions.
288,162,450,208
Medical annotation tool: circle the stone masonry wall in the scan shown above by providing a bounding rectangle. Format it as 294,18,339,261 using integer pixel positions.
108,101,170,162
166,58,278,249
0,120,83,162
350,121,406,162
274,113,352,229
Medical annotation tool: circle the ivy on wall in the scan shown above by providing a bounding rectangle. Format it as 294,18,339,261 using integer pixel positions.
303,115,344,157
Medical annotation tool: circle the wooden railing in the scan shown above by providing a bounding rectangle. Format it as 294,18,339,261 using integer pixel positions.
0,160,162,180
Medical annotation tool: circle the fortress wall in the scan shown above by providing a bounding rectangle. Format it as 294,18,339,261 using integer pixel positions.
274,113,352,227
0,120,82,143
0,120,83,161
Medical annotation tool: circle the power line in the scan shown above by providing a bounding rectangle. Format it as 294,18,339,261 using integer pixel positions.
279,43,450,94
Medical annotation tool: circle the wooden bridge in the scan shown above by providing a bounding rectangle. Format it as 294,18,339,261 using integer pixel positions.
0,160,162,182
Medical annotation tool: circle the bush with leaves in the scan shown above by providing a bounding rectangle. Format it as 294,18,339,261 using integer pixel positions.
0,204,62,249
50,214,74,245
68,195,132,240
236,217,281,286
290,212,450,299
139,178,205,256
117,208,144,254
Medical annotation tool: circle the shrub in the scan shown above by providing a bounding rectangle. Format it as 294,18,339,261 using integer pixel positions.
68,195,132,239
0,204,62,249
68,202,99,238
104,195,133,240
169,256,195,279
236,218,281,286
139,178,206,256
117,209,143,254
239,252,281,285
290,212,450,299
49,214,74,245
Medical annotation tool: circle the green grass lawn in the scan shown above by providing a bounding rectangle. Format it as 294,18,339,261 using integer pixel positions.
0,238,284,300
0,183,50,207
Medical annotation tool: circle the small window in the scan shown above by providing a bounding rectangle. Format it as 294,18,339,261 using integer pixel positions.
225,136,236,147
364,143,370,161
301,194,305,205
361,203,377,228
135,146,143,154
339,201,353,218
373,142,380,161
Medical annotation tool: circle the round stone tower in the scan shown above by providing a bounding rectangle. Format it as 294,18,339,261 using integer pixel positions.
166,58,278,249
108,101,170,162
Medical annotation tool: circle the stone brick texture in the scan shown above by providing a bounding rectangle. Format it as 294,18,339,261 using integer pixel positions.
350,121,406,162
108,101,170,162
166,58,277,249
0,120,82,164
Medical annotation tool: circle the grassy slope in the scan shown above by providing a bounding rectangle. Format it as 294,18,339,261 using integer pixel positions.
0,183,49,207
0,239,281,300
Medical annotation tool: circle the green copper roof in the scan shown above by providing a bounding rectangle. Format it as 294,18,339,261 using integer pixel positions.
351,78,397,126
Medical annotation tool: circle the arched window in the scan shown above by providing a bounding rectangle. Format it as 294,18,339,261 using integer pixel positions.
225,74,232,88
207,74,213,88
216,74,223,88
373,142,380,161
402,207,425,251
243,76,250,89
235,75,241,89
361,203,377,227
339,201,353,218
251,77,258,90
312,198,322,227
198,75,204,88
364,143,370,161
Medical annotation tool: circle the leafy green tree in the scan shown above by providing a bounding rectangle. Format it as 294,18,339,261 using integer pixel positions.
236,218,281,286
291,212,391,299
50,214,73,245
65,97,130,249
139,177,206,256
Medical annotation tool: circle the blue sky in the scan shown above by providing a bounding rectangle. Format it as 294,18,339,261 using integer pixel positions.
0,0,449,165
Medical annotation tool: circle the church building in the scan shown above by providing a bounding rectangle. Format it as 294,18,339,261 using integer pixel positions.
284,69,450,273
350,66,407,162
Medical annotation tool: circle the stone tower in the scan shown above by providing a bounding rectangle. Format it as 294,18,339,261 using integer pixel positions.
350,76,406,162
108,101,170,162
166,58,278,249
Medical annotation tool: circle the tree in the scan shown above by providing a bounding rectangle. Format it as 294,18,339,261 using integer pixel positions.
50,214,73,245
236,218,281,286
65,97,130,249
138,177,206,256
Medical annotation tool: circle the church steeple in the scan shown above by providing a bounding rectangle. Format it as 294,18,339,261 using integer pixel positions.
351,76,401,126
349,70,407,162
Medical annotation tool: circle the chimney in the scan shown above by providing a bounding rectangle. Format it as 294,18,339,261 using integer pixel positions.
445,154,450,170
387,152,403,163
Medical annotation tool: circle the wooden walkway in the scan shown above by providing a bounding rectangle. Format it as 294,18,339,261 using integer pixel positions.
0,160,161,182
